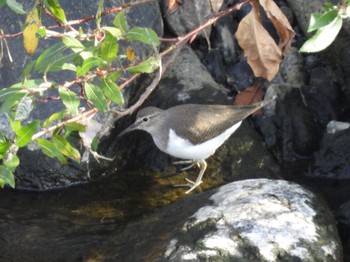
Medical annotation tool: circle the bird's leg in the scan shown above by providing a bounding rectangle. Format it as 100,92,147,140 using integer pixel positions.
173,160,195,171
173,160,208,194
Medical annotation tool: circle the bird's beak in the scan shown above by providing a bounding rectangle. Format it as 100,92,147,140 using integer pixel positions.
118,122,139,138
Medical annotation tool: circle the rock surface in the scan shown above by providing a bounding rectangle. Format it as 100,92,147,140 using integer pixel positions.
165,179,342,261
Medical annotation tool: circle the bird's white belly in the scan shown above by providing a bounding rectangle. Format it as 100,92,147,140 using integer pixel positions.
164,121,242,160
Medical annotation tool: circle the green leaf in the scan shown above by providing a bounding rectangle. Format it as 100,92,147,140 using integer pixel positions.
0,86,27,102
35,43,78,74
36,138,67,164
6,0,25,14
52,134,80,161
0,165,15,188
46,0,66,23
300,15,343,53
91,137,99,151
62,36,85,53
0,85,28,112
58,86,80,116
35,42,67,72
96,0,104,27
20,79,46,89
14,96,33,121
9,119,21,133
126,27,160,46
84,82,109,112
47,52,79,73
100,32,118,61
64,122,86,133
113,10,128,34
43,109,68,128
76,57,105,77
102,26,122,39
100,77,124,104
127,56,159,74
107,71,121,82
3,152,20,172
307,9,338,33
15,120,40,147
37,26,47,38
22,60,36,81
0,142,11,157
61,63,76,71
0,131,5,142
0,0,6,9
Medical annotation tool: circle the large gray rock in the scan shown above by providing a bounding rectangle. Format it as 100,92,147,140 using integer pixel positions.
165,179,342,261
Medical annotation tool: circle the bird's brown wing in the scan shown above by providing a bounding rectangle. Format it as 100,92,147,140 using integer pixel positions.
167,103,265,145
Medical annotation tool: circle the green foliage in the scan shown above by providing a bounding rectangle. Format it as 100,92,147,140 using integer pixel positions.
45,0,67,23
0,2,160,188
5,0,25,14
300,0,350,53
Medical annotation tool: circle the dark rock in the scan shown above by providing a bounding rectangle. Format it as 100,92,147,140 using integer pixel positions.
226,61,254,92
308,126,350,180
203,48,226,84
211,14,239,65
159,0,212,39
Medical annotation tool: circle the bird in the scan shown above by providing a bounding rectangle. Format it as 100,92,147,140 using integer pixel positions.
118,97,275,193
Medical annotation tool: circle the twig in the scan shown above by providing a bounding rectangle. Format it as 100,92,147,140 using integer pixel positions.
113,41,187,120
32,108,98,141
0,0,156,39
161,0,250,57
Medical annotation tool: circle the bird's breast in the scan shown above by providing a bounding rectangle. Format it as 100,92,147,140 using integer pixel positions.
164,121,242,160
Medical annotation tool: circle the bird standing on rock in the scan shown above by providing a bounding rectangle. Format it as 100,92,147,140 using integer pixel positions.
118,97,276,193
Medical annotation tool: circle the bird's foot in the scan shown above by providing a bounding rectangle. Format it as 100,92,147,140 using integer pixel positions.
173,178,203,194
173,160,196,171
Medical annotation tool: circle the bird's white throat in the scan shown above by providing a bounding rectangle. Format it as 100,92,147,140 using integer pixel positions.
163,121,243,160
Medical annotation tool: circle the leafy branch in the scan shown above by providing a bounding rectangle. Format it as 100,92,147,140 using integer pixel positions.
0,0,161,188
300,0,350,53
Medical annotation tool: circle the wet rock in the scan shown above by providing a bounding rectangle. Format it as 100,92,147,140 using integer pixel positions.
278,47,306,86
327,120,350,134
165,179,342,261
271,90,323,164
308,125,350,180
337,200,350,261
203,48,226,84
211,14,239,65
159,0,212,39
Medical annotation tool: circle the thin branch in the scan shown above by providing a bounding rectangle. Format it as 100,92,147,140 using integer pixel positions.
112,0,250,118
32,108,98,141
0,0,156,39
161,0,250,57
113,41,187,120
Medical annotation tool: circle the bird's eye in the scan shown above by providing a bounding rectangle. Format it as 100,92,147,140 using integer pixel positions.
142,117,149,122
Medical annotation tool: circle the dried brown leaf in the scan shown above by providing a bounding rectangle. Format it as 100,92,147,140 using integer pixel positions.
167,0,181,11
234,83,264,105
259,0,295,54
236,5,282,81
210,0,225,13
